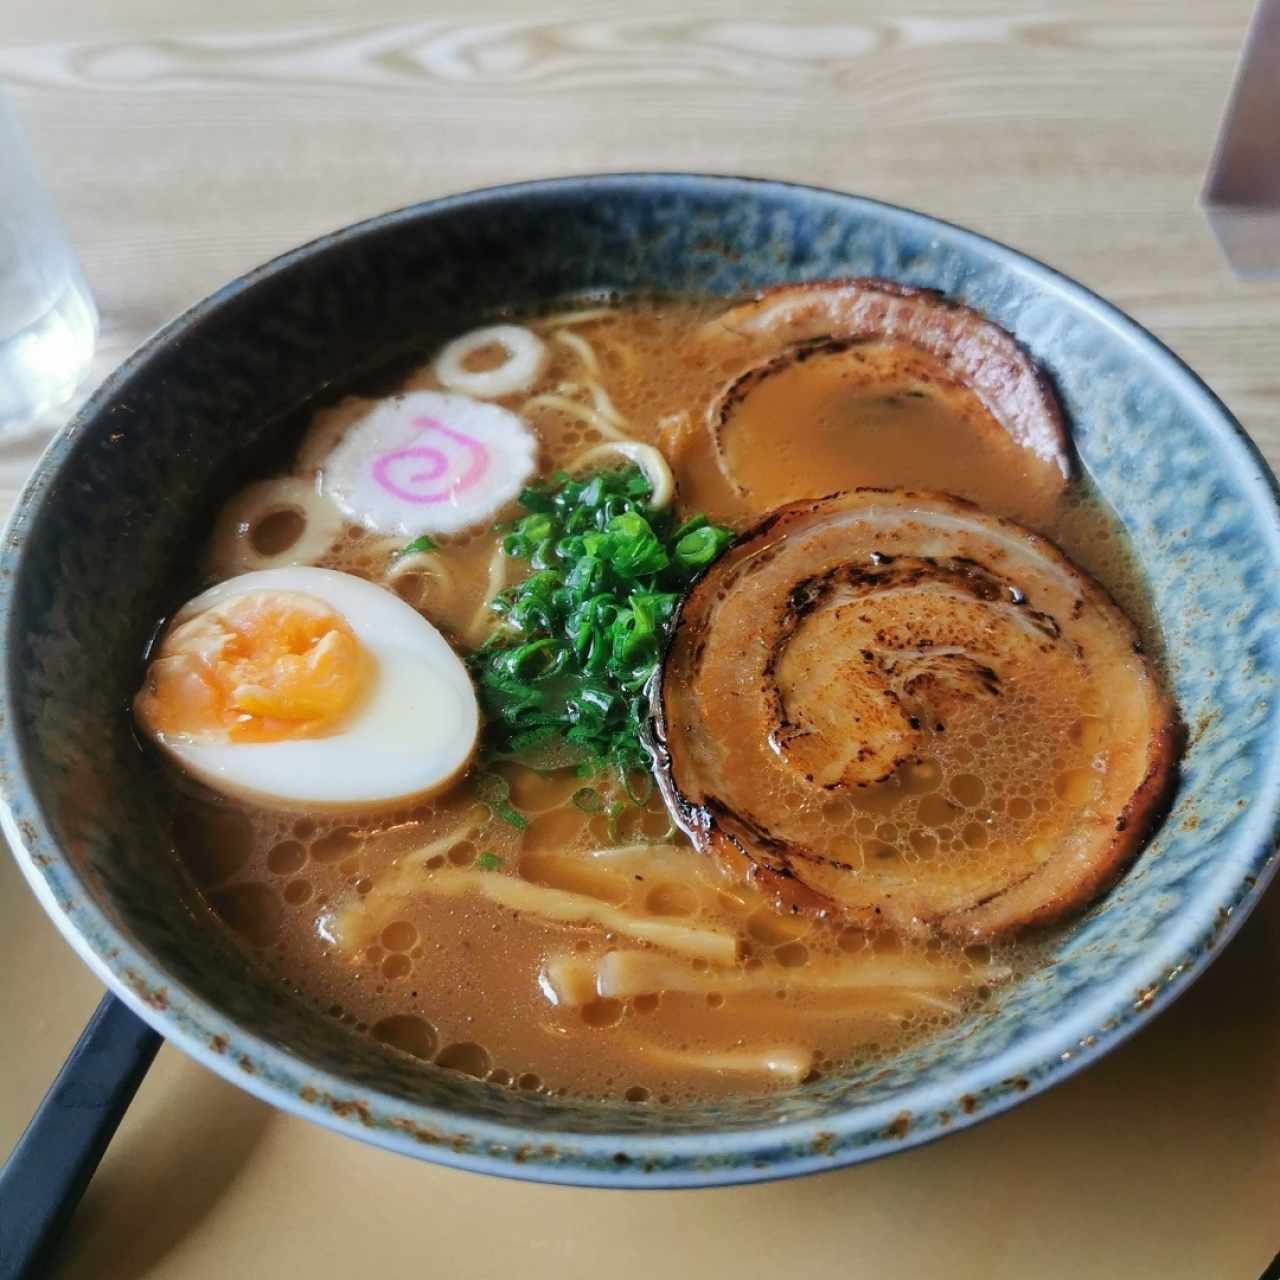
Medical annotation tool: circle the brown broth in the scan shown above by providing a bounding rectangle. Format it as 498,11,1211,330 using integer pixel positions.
716,341,1060,528
167,295,1158,1104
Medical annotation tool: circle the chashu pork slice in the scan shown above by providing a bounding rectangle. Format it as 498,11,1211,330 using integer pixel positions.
697,279,1072,526
653,489,1179,941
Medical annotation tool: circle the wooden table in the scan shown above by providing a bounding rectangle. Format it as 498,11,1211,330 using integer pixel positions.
3,3,1278,1276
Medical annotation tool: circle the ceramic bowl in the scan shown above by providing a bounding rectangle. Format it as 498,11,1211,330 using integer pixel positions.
5,175,1280,1187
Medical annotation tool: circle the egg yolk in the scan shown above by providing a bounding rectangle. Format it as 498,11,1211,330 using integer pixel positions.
135,591,371,744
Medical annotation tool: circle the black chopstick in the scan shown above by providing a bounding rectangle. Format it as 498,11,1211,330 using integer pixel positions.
0,994,162,1279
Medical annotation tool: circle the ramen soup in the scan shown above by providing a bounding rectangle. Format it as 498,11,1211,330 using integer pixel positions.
135,282,1179,1103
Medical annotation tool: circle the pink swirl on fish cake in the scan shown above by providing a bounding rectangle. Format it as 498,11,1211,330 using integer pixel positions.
372,416,490,504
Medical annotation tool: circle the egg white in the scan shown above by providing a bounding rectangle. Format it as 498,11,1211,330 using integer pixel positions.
147,567,479,811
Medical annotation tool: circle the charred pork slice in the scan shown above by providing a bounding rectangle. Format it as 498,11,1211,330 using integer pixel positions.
654,489,1179,941
698,279,1072,524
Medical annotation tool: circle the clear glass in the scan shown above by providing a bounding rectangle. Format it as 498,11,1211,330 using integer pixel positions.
0,93,98,439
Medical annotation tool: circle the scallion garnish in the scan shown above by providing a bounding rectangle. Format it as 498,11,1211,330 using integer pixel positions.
469,466,734,778
622,768,654,807
572,786,603,814
397,534,438,557
474,770,529,830
605,799,625,844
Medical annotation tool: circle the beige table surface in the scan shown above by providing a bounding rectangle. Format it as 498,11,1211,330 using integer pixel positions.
3,1,1280,1276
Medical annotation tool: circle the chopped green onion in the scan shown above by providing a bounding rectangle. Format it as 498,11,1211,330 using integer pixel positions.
476,851,503,871
675,523,734,569
622,768,654,807
605,800,625,844
397,534,437,557
494,803,528,831
474,772,510,804
467,466,733,778
572,786,603,814
474,771,528,830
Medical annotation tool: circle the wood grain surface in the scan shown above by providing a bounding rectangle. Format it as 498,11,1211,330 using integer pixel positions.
1,3,1278,1278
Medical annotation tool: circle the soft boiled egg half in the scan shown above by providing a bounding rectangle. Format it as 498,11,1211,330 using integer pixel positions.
134,567,479,811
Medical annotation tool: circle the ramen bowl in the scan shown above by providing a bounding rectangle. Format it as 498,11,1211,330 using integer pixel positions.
5,175,1280,1187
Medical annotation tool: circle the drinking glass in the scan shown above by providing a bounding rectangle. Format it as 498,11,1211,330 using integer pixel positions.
0,92,98,439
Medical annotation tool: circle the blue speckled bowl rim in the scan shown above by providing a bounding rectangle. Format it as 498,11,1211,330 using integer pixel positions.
5,173,1280,1188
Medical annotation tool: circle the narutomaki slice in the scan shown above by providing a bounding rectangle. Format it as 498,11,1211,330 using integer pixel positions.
653,489,1179,941
698,280,1072,526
